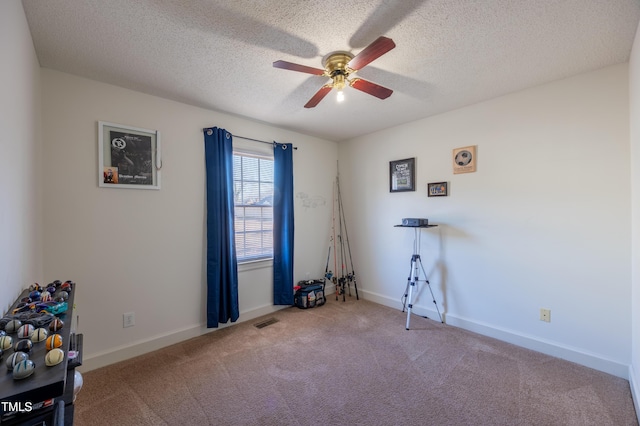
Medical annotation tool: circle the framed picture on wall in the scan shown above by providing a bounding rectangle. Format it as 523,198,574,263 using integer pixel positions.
98,121,162,189
452,145,477,174
389,157,415,192
428,182,448,197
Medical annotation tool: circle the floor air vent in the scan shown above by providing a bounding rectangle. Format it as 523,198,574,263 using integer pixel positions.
254,318,279,329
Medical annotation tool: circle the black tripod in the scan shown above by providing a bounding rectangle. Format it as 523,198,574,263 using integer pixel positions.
399,226,443,329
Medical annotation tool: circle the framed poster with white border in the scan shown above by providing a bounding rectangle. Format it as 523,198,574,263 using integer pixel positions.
98,121,161,189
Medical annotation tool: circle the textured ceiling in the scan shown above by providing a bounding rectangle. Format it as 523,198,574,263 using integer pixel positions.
21,0,640,142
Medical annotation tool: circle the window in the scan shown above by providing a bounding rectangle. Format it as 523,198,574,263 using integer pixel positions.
233,151,274,262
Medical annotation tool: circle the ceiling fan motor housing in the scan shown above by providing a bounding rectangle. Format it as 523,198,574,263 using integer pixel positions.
323,51,354,90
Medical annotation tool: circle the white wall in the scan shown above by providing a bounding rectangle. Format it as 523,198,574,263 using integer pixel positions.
629,18,640,416
340,64,631,377
0,1,43,313
40,70,337,370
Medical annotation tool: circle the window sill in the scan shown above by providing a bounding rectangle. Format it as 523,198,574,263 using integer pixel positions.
238,258,273,272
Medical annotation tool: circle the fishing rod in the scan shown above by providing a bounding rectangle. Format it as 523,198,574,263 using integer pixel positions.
337,174,347,301
332,177,339,300
336,171,359,300
324,243,333,287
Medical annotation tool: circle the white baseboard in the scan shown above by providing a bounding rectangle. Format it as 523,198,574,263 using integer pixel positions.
79,304,289,372
81,286,631,382
629,365,640,423
362,288,445,324
81,283,339,372
361,289,630,379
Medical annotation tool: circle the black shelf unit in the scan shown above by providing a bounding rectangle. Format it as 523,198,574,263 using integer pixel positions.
0,283,82,426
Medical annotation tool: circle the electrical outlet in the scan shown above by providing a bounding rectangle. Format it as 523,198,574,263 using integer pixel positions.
123,312,135,328
540,308,551,323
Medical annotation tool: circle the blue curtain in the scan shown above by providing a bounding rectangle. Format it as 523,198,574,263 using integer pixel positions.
204,127,239,328
273,142,294,305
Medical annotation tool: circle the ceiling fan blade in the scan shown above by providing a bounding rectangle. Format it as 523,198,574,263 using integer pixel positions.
304,85,333,108
347,36,396,71
349,78,393,100
273,60,326,75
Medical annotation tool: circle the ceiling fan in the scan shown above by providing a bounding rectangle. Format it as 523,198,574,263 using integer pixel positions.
273,36,396,108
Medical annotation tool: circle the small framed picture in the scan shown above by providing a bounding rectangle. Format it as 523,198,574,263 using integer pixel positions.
428,182,448,197
452,145,477,174
98,121,162,189
389,158,416,192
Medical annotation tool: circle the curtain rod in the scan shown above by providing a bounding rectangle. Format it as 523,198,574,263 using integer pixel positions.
203,128,297,150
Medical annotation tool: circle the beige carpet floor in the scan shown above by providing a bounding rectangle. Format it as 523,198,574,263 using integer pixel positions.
74,298,638,425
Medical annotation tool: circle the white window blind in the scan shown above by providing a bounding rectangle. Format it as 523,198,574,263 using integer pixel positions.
233,151,274,262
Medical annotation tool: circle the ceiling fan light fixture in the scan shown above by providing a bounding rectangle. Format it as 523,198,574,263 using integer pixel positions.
333,73,346,90
332,72,347,103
